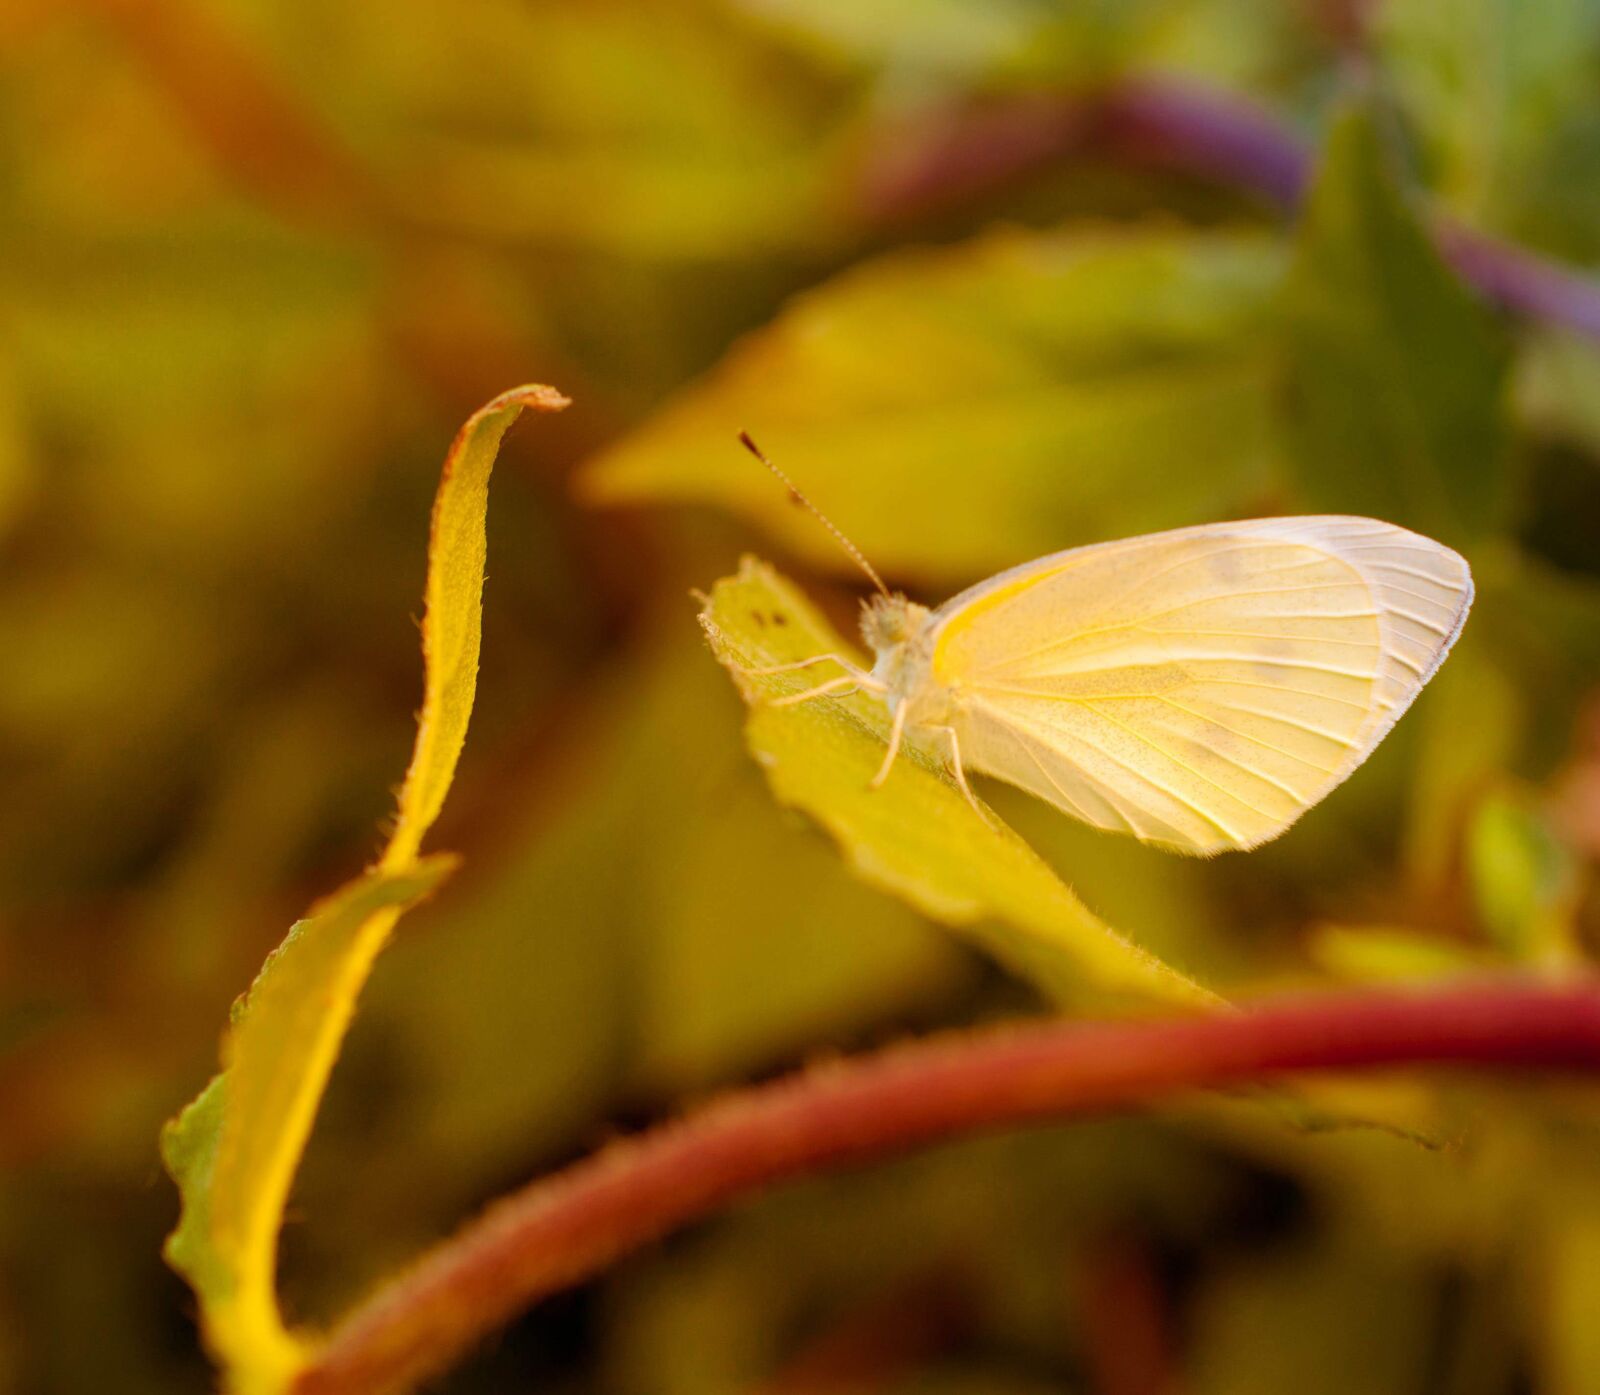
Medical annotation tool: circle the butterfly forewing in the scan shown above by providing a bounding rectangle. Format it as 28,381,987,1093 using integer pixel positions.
929,518,1471,854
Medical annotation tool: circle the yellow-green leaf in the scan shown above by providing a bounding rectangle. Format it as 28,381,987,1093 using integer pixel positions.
1305,923,1497,983
384,383,570,867
161,384,569,1392
1466,787,1581,965
161,860,453,1393
583,228,1287,583
1375,0,1600,242
698,557,1218,1009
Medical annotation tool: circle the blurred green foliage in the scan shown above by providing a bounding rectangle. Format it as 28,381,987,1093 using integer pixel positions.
1284,107,1511,543
3,1,1600,1392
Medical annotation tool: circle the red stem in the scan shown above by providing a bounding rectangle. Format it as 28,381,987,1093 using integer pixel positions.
295,981,1600,1395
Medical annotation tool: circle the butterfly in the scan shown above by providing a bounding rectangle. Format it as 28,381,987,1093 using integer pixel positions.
736,434,1473,855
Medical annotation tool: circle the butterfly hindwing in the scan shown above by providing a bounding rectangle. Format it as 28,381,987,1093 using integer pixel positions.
930,518,1472,854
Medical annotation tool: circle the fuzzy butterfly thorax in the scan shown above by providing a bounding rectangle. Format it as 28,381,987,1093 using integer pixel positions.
861,594,954,724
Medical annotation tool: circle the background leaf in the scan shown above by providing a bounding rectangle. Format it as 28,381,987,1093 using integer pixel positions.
582,228,1288,582
1466,786,1582,963
1281,106,1513,544
1375,0,1600,257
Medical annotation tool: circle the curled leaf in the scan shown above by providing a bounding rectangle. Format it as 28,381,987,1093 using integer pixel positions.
161,385,569,1393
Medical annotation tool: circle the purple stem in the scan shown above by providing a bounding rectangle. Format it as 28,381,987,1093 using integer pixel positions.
859,76,1600,341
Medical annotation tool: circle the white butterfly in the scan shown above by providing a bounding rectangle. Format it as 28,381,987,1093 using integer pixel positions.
738,437,1473,855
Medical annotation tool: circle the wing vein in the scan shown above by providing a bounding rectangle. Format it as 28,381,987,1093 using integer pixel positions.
991,585,1376,670
990,704,1212,841
1189,678,1372,714
990,720,1106,831
1355,561,1463,588
1384,605,1453,635
1198,698,1361,747
1077,702,1256,836
1338,542,1460,558
1155,696,1340,776
1144,627,1381,648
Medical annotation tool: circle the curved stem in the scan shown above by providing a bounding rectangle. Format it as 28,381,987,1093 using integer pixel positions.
297,980,1600,1395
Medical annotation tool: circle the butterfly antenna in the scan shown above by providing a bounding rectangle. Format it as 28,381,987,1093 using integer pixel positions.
738,431,890,599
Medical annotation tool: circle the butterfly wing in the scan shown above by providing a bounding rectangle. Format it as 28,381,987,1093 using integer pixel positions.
930,517,1472,854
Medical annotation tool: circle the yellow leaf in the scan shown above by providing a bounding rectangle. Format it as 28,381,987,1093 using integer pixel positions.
161,384,568,1393
162,860,454,1393
384,383,569,866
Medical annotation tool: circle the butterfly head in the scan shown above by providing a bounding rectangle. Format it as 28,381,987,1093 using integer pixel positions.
860,592,929,653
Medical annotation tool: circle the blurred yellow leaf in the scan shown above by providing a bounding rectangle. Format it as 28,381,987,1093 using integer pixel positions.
582,227,1287,582
1305,923,1495,982
699,556,1218,1008
310,3,843,258
160,385,568,1393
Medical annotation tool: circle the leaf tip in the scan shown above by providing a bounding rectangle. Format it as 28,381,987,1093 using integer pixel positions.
496,383,571,415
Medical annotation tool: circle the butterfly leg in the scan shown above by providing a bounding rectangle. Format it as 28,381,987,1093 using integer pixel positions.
739,653,863,680
770,675,861,708
737,651,885,703
868,702,908,789
933,725,996,829
739,652,889,684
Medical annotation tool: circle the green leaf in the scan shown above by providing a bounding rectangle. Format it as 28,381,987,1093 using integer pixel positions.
1282,107,1512,544
1375,0,1600,252
1515,327,1600,458
698,557,1218,1009
1466,787,1581,964
160,385,569,1392
582,227,1288,583
1402,627,1522,894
